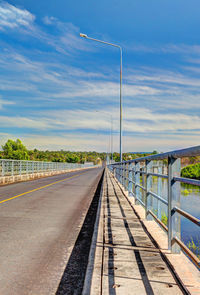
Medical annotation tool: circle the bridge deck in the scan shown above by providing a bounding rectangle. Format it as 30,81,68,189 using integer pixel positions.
85,169,200,294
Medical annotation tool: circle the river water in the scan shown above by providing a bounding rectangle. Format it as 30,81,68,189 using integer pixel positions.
149,179,200,258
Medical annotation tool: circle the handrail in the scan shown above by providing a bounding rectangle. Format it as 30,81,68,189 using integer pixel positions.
173,207,200,226
135,183,146,191
136,197,145,207
110,145,200,165
147,210,168,232
109,145,200,267
148,172,168,179
174,177,200,187
172,237,200,268
148,191,168,206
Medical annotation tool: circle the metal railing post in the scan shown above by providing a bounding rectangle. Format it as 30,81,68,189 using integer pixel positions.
132,163,135,198
113,167,116,178
168,156,181,253
119,163,121,183
142,166,145,202
11,161,14,176
121,163,123,186
157,164,162,220
122,162,125,187
117,165,120,182
145,160,152,219
125,162,128,190
2,160,4,177
128,162,133,197
116,165,118,181
19,161,22,176
135,161,140,204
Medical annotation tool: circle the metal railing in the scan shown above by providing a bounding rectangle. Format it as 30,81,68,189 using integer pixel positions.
108,145,200,268
0,159,95,177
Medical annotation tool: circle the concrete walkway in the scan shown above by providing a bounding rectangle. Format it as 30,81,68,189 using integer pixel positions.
84,169,200,295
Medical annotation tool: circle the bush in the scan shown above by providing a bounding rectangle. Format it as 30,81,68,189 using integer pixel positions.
181,163,200,179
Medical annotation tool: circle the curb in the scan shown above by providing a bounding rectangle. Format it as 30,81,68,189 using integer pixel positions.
82,169,105,295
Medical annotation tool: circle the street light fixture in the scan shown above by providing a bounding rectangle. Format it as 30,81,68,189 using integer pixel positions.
80,33,123,162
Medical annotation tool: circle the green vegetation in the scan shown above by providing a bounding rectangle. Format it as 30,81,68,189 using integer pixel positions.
181,163,200,179
0,139,157,164
161,211,168,226
187,237,200,259
0,139,105,164
2,139,30,160
181,188,194,196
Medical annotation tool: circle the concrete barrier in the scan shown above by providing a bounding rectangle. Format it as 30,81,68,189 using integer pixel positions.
0,166,98,186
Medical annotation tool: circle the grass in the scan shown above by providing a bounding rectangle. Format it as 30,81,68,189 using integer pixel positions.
161,211,168,226
187,237,200,259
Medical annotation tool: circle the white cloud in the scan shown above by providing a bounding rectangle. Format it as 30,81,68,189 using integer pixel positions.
0,3,93,55
0,107,199,137
0,2,35,30
123,107,200,133
42,16,57,25
0,50,161,101
49,80,160,100
0,97,14,109
21,133,111,151
127,43,200,56
127,68,200,88
122,134,200,153
0,130,199,153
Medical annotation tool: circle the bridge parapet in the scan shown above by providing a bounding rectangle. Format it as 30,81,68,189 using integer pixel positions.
0,159,97,185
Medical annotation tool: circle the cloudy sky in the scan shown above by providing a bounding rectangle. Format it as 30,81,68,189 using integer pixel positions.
0,0,200,152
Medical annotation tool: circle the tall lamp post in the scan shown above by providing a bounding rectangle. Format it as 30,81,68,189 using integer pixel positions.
80,33,123,162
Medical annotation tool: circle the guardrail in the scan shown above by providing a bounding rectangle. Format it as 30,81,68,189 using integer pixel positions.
0,159,95,177
108,145,200,268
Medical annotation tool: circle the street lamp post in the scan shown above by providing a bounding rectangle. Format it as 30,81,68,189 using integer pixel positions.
80,33,123,162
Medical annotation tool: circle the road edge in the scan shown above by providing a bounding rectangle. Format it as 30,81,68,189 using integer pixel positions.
82,169,105,295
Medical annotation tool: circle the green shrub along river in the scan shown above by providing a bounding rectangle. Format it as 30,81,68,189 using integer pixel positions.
181,163,200,179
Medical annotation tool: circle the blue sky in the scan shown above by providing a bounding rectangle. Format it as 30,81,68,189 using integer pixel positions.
0,0,200,152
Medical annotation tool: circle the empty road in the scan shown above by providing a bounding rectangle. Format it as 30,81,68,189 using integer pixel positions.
0,167,103,295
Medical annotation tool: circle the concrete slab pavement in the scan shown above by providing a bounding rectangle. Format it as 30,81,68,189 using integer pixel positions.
83,169,200,295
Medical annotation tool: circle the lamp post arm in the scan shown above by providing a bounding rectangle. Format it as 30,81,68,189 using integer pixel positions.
86,36,122,50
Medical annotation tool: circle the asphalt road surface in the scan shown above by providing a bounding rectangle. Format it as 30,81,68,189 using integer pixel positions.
0,167,103,295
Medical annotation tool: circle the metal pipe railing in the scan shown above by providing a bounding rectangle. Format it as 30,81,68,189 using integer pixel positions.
108,145,200,266
148,210,168,232
0,159,95,177
172,237,200,268
173,207,200,226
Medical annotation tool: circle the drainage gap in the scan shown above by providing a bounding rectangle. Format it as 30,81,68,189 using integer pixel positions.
56,170,104,295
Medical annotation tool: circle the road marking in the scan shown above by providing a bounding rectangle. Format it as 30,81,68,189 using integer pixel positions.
0,171,87,205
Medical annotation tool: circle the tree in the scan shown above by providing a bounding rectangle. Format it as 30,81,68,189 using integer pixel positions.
152,150,158,155
66,154,80,163
2,139,30,160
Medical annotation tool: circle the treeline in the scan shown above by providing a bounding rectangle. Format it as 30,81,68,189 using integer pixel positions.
0,139,158,164
0,139,105,164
